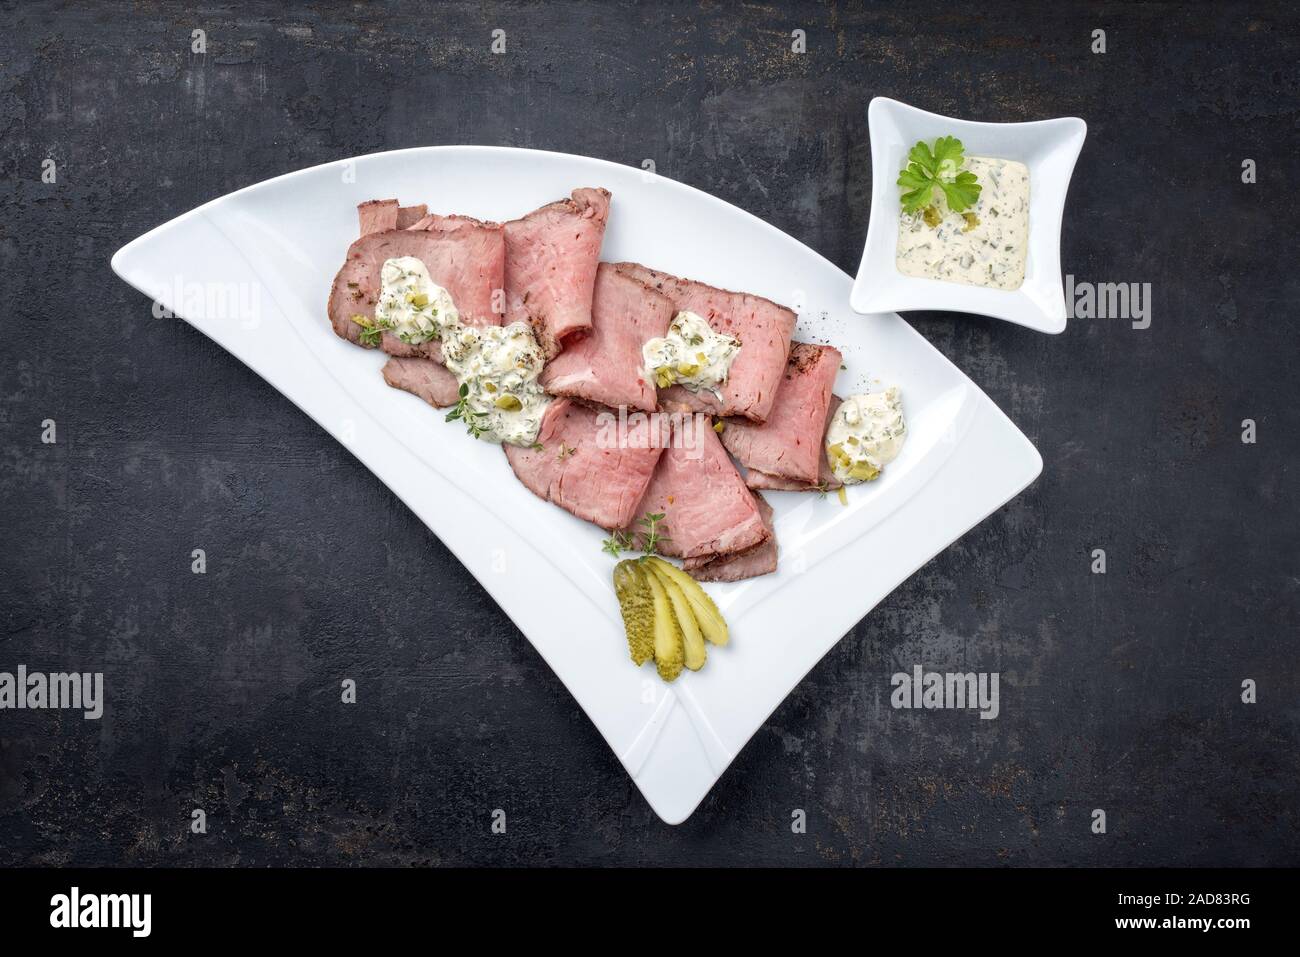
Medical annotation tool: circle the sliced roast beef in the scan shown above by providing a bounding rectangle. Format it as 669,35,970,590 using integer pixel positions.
504,187,610,357
408,212,497,234
358,200,430,236
538,264,673,413
376,335,442,361
626,419,768,560
745,395,844,491
358,199,398,236
683,492,777,582
611,262,797,423
720,342,841,487
381,356,460,409
328,224,505,350
504,398,665,531
395,203,428,229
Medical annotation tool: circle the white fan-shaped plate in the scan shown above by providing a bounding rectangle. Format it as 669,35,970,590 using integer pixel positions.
111,147,1041,824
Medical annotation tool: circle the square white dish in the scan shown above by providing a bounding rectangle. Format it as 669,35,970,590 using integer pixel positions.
850,97,1086,334
111,146,1042,824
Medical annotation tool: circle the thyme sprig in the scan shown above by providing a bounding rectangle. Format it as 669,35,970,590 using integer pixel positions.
445,383,490,439
601,511,671,562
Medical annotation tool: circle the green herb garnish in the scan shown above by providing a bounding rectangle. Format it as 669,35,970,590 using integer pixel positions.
601,531,635,558
445,383,490,439
636,512,669,558
897,136,981,221
350,313,385,347
601,511,671,561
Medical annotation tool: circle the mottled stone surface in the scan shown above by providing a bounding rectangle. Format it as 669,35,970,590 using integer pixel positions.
1,2,1296,866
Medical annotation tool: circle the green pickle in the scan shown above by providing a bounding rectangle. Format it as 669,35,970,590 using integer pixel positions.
644,557,729,647
612,561,655,666
614,557,729,682
640,563,685,681
648,563,706,671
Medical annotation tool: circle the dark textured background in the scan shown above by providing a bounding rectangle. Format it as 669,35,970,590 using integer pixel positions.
1,1,1296,866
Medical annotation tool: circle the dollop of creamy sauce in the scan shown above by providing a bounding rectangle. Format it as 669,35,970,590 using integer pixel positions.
895,157,1030,291
826,387,906,484
443,322,550,447
374,256,460,344
642,310,740,396
373,257,549,446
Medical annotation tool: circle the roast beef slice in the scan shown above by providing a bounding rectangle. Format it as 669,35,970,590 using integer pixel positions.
683,492,778,582
381,356,460,409
611,261,796,423
504,187,610,358
328,225,505,350
539,264,673,413
504,398,665,531
626,419,768,560
721,342,841,486
744,395,844,491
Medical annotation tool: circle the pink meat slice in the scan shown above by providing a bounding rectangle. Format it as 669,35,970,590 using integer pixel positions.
328,225,505,351
611,262,797,423
503,398,665,531
408,212,498,234
504,187,611,357
358,199,399,235
359,200,432,236
376,335,443,362
683,492,777,582
395,204,428,229
720,342,841,487
538,264,673,413
381,356,460,409
745,395,844,491
626,420,768,560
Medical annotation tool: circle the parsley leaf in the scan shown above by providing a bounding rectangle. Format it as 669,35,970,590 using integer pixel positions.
931,135,965,178
939,170,981,213
898,165,938,215
897,135,981,219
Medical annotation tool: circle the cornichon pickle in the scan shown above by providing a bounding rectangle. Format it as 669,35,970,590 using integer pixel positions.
612,561,655,666
644,556,729,647
641,563,685,681
647,562,706,671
